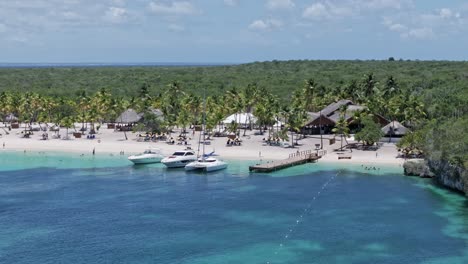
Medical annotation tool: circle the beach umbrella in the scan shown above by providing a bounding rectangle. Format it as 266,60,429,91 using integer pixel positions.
116,109,142,123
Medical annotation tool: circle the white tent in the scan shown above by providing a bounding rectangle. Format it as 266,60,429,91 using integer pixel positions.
273,120,284,128
223,113,257,125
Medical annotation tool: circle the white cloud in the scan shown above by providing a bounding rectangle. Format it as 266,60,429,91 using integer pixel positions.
266,0,295,10
302,3,329,20
365,0,408,10
168,23,185,32
61,11,81,21
383,18,407,32
111,0,126,6
9,35,29,43
248,19,283,31
439,8,453,19
302,0,413,20
302,2,355,20
403,27,434,39
0,23,7,33
224,0,238,7
148,1,199,16
388,23,406,32
103,7,127,23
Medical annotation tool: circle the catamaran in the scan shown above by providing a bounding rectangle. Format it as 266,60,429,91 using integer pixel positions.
184,92,227,172
184,155,228,172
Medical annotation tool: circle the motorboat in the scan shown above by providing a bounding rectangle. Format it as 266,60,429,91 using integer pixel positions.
185,156,228,172
128,148,164,164
161,150,197,168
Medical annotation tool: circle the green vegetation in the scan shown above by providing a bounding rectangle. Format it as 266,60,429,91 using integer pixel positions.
1,60,468,101
0,60,467,169
355,116,384,146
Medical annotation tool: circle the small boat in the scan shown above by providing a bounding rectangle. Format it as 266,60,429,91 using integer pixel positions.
185,156,228,172
161,150,197,168
128,148,164,164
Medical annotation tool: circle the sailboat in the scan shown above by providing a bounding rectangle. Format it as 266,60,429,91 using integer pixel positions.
185,92,227,172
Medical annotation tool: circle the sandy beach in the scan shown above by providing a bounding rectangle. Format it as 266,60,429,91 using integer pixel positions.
0,123,404,167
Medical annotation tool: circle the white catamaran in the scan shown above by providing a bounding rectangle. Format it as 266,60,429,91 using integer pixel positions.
185,93,227,172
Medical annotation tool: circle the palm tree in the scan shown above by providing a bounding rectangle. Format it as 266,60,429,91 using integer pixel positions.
240,83,258,136
382,75,399,100
403,94,426,127
137,83,152,113
76,90,90,134
0,91,14,128
176,107,190,136
226,88,244,136
94,88,113,124
161,82,185,134
281,104,306,148
303,79,317,112
332,105,350,150
61,116,74,139
361,73,377,99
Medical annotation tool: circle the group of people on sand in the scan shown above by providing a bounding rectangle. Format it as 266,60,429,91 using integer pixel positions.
226,138,241,146
263,137,281,146
139,132,167,142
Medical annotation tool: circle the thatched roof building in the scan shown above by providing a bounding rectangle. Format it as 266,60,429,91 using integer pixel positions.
302,100,389,135
116,108,164,124
304,100,388,128
4,113,18,122
116,109,142,123
381,121,408,137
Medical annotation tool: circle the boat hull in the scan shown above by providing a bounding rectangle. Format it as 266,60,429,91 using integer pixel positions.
128,155,163,164
162,158,197,168
184,160,227,172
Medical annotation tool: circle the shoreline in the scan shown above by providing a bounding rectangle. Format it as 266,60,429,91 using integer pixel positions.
1,124,405,169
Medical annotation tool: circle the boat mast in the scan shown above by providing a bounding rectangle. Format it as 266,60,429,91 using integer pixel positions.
202,88,207,161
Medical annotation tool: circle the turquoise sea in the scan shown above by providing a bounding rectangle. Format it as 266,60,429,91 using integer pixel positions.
1,151,467,264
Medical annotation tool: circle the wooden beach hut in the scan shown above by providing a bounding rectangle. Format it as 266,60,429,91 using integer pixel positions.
382,121,408,137
302,100,388,135
116,109,142,131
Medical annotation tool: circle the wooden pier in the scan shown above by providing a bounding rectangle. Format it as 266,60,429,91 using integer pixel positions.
249,149,327,173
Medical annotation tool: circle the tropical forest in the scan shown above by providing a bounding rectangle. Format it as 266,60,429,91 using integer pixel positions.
0,59,467,179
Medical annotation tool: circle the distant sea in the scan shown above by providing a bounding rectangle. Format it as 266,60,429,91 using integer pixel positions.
0,62,238,68
1,151,468,264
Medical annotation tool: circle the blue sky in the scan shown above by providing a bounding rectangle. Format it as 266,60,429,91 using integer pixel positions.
1,0,467,63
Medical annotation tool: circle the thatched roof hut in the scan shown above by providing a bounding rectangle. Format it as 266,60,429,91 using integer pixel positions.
5,113,18,122
116,109,142,123
382,121,408,136
320,99,353,116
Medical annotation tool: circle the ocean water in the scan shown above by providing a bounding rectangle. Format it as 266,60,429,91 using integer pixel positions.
0,151,467,264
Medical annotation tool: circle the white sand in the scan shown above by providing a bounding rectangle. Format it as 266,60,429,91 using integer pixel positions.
0,123,404,167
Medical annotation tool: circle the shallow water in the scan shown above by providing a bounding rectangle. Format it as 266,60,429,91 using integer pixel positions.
0,151,467,264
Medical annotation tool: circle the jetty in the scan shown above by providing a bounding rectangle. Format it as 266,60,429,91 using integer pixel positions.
249,149,327,173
